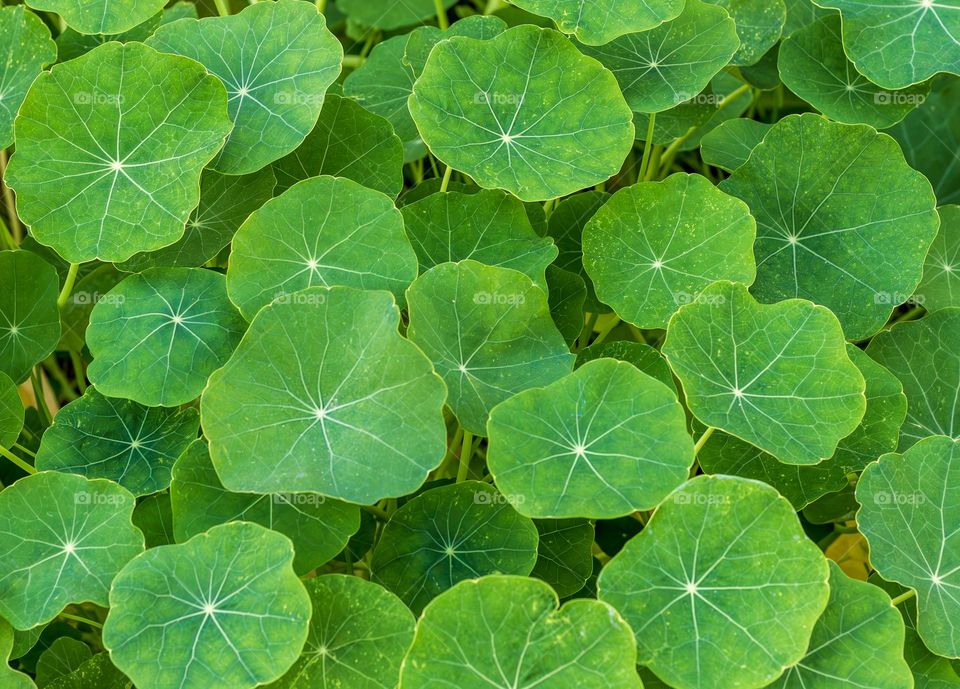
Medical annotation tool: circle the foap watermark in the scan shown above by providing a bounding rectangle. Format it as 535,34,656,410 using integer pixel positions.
874,92,926,106
873,491,926,506
473,291,526,306
473,91,525,106
874,291,925,306
473,491,525,507
273,493,327,506
75,491,125,506
74,91,124,106
273,291,327,306
673,290,726,306
71,291,124,306
673,492,731,506
273,90,325,106
675,91,726,107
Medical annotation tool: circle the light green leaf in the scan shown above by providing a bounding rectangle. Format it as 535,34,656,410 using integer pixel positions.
0,371,23,450
719,113,940,340
146,0,342,175
663,281,866,464
579,0,740,113
201,286,447,504
811,0,960,89
35,387,199,496
0,6,55,149
227,175,417,320
272,94,404,197
131,492,174,548
335,0,457,30
55,12,162,62
918,205,960,311
583,173,757,329
546,190,610,312
704,0,786,66
36,638,92,687
700,118,770,172
576,340,678,393
400,575,643,689
86,268,246,407
0,250,61,384
103,522,311,689
45,654,128,689
506,0,684,44
400,189,557,288
546,265,587,346
371,481,539,613
0,619,36,689
402,16,508,79
408,25,635,201
170,439,359,575
856,436,960,658
598,475,831,689
267,575,415,689
25,0,166,35
769,561,912,689
0,471,144,630
406,261,574,435
487,358,693,518
866,308,960,449
531,518,594,598
6,42,231,264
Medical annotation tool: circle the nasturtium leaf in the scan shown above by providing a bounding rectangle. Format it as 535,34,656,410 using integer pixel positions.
86,268,246,407
583,173,757,329
6,42,231,264
268,575,415,689
0,471,144,630
918,205,960,311
866,308,960,449
119,167,277,272
904,627,960,688
402,16,508,79
35,387,199,496
146,0,342,175
400,189,558,287
170,439,359,575
132,492,174,548
576,340,678,392
0,619,35,689
547,190,610,311
705,0,786,66
506,0,683,44
770,561,912,689
0,6,55,149
856,436,960,658
0,250,61,384
162,1,198,25
676,72,756,151
546,265,587,345
663,281,866,464
9,625,43,661
25,0,165,35
530,518,594,598
0,371,24,450
778,15,929,128
335,0,457,30
55,12,163,62
201,286,447,504
57,265,124,352
272,94,403,197
599,475,830,689
634,92,717,145
720,113,940,340
738,43,781,89
579,0,740,114
811,0,960,89
783,0,830,36
104,521,311,689
487,358,693,518
371,481,538,613
45,654,128,689
36,637,93,686
700,118,770,172
406,261,574,435
400,575,642,689
408,26,635,201
227,175,417,320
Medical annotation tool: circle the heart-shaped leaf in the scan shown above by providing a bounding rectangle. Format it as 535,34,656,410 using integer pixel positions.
0,6,55,149
506,0,684,45
0,250,61,384
918,205,960,311
25,0,166,35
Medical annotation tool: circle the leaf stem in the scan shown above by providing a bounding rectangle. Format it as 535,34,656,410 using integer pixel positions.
434,0,449,29
890,589,916,607
69,350,87,393
59,612,103,629
0,446,36,474
0,148,22,242
483,0,504,14
12,443,35,458
894,304,925,323
42,356,78,402
213,0,231,16
0,216,15,250
341,54,365,70
439,164,453,192
693,427,716,455
316,0,327,12
575,312,600,352
31,368,52,427
457,431,474,482
628,324,647,344
637,113,657,184
57,263,80,309
361,504,390,521
591,316,621,347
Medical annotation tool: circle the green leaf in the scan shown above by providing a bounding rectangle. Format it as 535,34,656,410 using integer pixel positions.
546,190,610,312
0,6,55,149
0,250,61,384
86,267,246,407
866,308,960,449
719,113,940,340
103,521,311,689
267,575,415,689
778,15,929,128
55,12,163,62
35,637,92,687
704,0,786,66
583,173,757,329
146,0,342,175
25,0,166,35
576,340,678,393
400,189,558,288
811,0,960,89
506,0,684,44
0,619,36,689
201,286,447,504
700,118,770,172
403,16,508,79
45,654,128,689
408,25,635,201
0,471,144,630
769,561,912,689
918,205,960,311
35,387,199,496
227,175,416,320
672,72,756,151
0,371,24,450
579,0,740,113
371,481,539,613
546,265,587,345
335,0,457,30
400,575,643,689
272,94,404,198
487,358,693,518
170,439,360,575
406,261,574,435
530,518,594,598
904,627,960,688
598,475,831,689
857,436,960,658
662,280,866,464
131,492,174,548
783,0,831,36
6,42,231,264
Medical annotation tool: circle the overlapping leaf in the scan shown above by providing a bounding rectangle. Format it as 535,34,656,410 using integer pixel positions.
0,619,35,689
336,0,457,30
0,250,60,384
0,6,55,149
918,205,960,311
704,0,786,66
0,371,23,450
507,0,684,44
25,0,166,35
700,118,770,172
530,518,594,598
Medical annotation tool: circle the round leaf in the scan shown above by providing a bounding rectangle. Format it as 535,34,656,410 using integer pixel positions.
36,637,92,687
506,0,684,44
201,286,448,504
54,12,163,62
403,16,508,79
146,0,342,175
662,280,866,465
0,6,55,149
103,521,311,689
0,250,61,384
335,0,457,30
0,371,23,450
86,267,246,407
704,0,786,66
598,475,831,689
44,653,128,689
408,25,635,201
25,0,166,35
918,205,960,311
